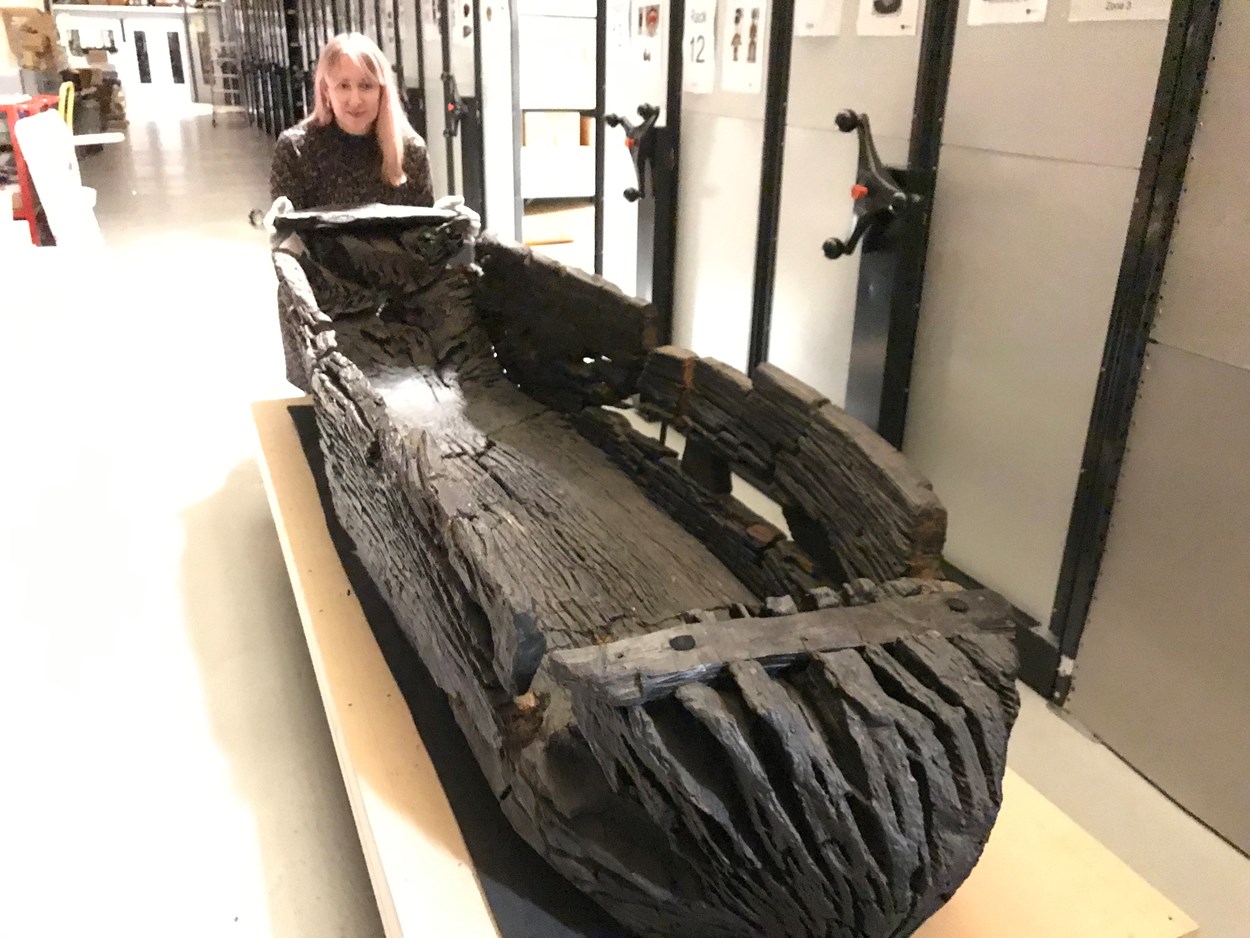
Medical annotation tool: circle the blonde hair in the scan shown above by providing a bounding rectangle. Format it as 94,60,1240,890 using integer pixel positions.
308,33,414,187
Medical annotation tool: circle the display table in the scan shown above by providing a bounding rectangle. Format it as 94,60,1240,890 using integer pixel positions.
253,396,1199,938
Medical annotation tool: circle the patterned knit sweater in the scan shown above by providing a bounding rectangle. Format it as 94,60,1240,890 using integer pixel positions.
269,121,434,210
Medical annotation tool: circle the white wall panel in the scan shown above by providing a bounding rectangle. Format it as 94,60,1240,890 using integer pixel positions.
1071,344,1250,854
786,12,919,138
600,0,641,294
766,0,920,408
942,2,1167,168
1149,0,1250,371
672,110,763,371
906,146,1139,622
481,0,518,238
904,0,1167,622
766,126,863,405
671,0,769,360
421,0,449,196
1068,1,1250,855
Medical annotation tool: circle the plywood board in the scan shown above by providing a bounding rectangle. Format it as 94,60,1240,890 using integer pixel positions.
252,398,501,938
254,396,1198,938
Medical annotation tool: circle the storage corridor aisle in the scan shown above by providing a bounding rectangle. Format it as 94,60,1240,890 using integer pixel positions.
0,113,385,938
0,112,1247,938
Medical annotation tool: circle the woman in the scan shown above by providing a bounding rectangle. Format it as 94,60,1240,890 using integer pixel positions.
270,32,433,210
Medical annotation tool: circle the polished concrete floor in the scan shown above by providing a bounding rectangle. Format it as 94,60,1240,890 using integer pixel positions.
1,112,1247,937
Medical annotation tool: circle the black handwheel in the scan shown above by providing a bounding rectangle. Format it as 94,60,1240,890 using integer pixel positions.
822,238,847,259
624,188,642,203
835,110,860,133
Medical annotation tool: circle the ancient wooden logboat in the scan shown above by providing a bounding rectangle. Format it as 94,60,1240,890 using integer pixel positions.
272,206,1020,938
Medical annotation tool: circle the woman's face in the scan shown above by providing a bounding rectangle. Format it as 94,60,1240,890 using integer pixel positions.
326,56,381,136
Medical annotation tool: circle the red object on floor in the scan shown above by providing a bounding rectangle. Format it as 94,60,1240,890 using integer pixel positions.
3,94,61,245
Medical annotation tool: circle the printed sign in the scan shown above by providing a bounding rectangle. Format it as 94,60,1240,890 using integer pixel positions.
451,0,475,48
1069,0,1170,21
721,1,767,93
857,0,921,37
632,1,663,64
683,0,716,93
969,0,1047,25
795,0,843,36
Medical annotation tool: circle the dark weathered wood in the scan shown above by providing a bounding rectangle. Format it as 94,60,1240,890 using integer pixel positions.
573,406,823,601
272,209,1020,938
474,236,659,409
568,622,1019,937
776,400,945,581
638,346,946,582
681,435,733,496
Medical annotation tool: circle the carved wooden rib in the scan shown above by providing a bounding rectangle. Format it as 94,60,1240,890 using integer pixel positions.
639,346,946,583
271,210,1020,938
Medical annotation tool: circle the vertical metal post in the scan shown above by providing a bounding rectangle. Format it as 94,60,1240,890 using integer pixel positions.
746,0,793,371
469,0,485,220
438,0,456,193
593,0,606,276
285,0,305,124
1043,0,1223,702
299,0,316,110
409,0,429,139
182,3,200,103
649,0,684,340
391,0,405,90
240,0,259,126
873,0,961,447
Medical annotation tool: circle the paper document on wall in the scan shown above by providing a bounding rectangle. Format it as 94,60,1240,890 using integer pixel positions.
969,0,1047,25
721,0,767,93
683,0,716,93
608,0,630,55
857,0,921,36
795,0,843,36
451,0,475,48
629,0,667,104
632,1,664,64
1069,0,1169,21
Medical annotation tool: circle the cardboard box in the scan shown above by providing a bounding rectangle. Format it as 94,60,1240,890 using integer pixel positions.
4,9,62,72
85,49,109,66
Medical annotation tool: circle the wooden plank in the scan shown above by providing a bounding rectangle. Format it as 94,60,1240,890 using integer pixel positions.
254,395,1197,938
549,590,1013,707
252,396,501,938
